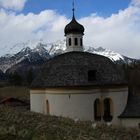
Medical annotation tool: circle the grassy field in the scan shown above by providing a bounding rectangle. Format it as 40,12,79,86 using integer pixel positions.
0,106,140,140
0,86,29,99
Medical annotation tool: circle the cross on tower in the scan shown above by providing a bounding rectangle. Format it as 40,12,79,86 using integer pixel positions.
72,0,75,16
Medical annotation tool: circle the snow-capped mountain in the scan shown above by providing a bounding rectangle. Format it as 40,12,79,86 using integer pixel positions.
0,40,138,73
0,43,50,72
0,40,66,57
47,40,66,55
86,47,124,62
86,46,137,64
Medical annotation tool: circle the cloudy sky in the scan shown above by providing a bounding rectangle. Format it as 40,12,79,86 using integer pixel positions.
0,0,140,58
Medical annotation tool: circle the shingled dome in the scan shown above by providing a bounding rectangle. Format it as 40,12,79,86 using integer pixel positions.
64,15,85,35
31,52,125,88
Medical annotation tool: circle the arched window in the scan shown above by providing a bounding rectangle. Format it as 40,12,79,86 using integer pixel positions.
69,38,71,46
103,98,113,122
75,38,78,46
94,99,101,121
46,100,50,115
80,38,83,46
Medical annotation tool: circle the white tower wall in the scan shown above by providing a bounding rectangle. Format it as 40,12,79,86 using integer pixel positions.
66,34,84,52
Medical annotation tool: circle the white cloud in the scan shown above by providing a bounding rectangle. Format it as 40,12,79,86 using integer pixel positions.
80,5,140,58
0,9,68,55
0,0,140,58
131,0,140,6
0,0,27,11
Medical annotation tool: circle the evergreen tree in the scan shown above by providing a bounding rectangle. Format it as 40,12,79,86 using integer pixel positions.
9,72,22,86
27,69,33,86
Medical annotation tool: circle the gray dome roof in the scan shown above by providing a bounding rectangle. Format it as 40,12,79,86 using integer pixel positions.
31,52,125,88
64,16,84,35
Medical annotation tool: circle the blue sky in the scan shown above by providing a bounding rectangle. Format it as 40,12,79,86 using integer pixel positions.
0,0,140,58
22,0,131,18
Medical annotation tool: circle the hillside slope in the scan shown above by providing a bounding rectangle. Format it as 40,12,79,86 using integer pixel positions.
0,106,140,140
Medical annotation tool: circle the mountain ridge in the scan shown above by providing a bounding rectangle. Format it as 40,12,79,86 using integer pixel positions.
0,40,139,73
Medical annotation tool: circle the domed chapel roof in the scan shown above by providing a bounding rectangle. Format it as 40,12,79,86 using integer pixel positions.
31,52,125,88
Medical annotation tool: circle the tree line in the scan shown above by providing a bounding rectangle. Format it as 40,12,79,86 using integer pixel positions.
8,69,34,87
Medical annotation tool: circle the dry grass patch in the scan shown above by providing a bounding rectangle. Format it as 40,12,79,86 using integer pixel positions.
0,86,29,99
0,106,140,140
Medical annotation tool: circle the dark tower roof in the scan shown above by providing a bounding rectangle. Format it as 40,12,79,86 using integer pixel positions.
64,15,85,35
64,1,84,35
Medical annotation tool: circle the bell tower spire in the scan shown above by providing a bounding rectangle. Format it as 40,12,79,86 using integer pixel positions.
72,0,75,18
64,0,85,52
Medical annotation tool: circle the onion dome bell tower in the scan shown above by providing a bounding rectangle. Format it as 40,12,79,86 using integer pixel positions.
64,1,85,52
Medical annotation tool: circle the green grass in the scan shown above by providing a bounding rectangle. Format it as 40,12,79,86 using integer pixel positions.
0,106,140,140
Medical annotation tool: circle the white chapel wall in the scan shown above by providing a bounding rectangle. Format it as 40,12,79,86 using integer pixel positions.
30,87,128,125
101,87,128,124
45,93,100,121
120,118,140,128
30,90,46,114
